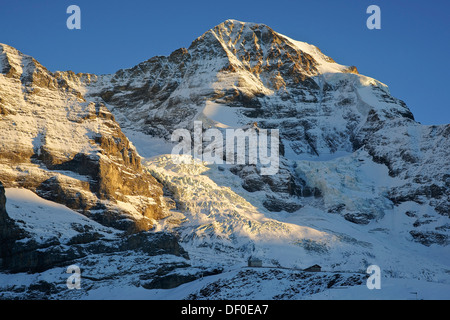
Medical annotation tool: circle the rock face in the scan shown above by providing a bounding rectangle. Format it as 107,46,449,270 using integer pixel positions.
0,44,167,233
0,182,25,267
0,182,6,220
1,226,188,274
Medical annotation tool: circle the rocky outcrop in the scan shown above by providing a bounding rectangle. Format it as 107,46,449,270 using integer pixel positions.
0,182,26,267
1,228,188,273
0,182,7,222
185,268,366,300
141,265,223,289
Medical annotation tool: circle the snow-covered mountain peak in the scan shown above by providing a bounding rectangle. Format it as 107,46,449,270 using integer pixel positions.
193,19,358,80
0,43,46,82
192,19,321,82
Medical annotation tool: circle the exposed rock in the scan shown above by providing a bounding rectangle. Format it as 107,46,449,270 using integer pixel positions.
119,232,189,259
142,267,222,289
0,182,26,267
409,230,449,247
344,212,376,225
76,19,449,242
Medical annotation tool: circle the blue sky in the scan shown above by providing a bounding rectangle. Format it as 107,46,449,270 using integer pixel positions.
0,0,449,125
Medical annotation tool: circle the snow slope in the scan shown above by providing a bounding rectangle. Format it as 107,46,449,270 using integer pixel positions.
4,188,120,244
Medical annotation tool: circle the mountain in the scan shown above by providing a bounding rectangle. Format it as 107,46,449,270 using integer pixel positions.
0,20,449,299
84,19,448,232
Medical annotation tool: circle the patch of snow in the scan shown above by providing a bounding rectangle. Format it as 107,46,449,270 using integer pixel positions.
5,188,119,243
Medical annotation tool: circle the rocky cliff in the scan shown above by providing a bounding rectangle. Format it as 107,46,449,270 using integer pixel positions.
0,182,24,268
0,44,169,233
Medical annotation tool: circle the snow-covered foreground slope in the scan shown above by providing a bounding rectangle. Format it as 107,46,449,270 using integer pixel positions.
122,131,449,298
80,268,450,300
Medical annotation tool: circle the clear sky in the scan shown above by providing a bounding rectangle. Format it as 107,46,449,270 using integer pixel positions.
0,0,449,125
